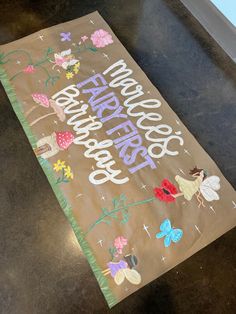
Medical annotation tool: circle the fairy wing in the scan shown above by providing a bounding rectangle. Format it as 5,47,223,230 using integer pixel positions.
200,176,220,201
114,269,125,285
164,233,172,247
67,59,79,66
156,219,172,239
202,176,220,190
62,59,79,69
60,48,72,57
170,229,183,243
123,269,141,285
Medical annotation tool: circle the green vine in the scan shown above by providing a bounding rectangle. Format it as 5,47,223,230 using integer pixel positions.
85,194,155,236
0,47,59,87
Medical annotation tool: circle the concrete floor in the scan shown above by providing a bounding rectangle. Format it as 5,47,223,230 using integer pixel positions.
0,1,235,313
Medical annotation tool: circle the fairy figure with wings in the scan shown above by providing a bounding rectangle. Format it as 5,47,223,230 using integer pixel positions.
102,254,141,286
154,167,220,208
174,167,220,207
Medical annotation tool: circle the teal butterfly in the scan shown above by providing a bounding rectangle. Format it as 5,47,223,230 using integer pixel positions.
156,219,183,247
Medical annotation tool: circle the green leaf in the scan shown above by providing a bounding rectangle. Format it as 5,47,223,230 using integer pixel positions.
120,194,126,202
101,207,108,214
0,53,5,64
108,212,118,219
102,219,111,225
89,47,97,52
112,197,119,209
120,211,130,224
46,47,54,55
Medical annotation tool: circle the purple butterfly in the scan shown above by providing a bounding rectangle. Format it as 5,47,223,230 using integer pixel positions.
60,32,71,42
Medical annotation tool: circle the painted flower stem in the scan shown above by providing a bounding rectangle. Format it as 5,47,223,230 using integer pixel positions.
56,168,69,184
85,197,155,236
30,112,56,126
34,57,51,66
25,105,37,117
71,45,97,55
0,49,33,64
9,71,23,81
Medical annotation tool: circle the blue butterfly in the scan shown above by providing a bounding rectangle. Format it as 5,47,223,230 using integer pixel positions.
156,219,183,247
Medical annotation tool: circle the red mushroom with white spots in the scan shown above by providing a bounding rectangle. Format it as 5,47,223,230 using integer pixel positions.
34,131,74,159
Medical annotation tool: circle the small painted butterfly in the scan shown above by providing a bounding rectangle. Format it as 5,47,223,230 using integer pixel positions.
156,219,183,247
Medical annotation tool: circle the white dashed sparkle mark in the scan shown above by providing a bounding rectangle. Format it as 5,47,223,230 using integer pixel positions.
16,60,21,64
147,91,151,94
179,168,185,175
232,201,236,209
176,120,180,125
102,53,110,60
195,225,202,234
161,256,166,262
184,149,191,156
209,206,216,214
72,43,76,46
54,120,58,124
38,35,44,41
101,195,105,201
92,69,96,74
141,184,147,190
97,240,103,247
90,20,95,24
57,69,61,73
143,224,151,238
76,193,83,198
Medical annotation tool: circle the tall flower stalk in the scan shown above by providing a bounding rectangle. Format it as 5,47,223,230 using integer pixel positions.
85,194,155,236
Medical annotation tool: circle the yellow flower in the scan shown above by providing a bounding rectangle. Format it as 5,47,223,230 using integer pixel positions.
64,165,74,179
53,160,66,172
66,71,74,79
73,62,80,74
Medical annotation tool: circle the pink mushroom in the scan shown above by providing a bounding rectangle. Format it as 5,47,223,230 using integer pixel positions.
34,131,74,159
32,93,50,107
30,99,65,126
25,93,50,117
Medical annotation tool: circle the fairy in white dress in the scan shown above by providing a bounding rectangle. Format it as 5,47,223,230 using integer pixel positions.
174,167,220,207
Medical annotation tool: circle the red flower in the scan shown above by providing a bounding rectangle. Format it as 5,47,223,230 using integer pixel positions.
154,179,178,203
23,65,35,74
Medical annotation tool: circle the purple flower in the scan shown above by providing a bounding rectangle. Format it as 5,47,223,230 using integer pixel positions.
60,32,71,42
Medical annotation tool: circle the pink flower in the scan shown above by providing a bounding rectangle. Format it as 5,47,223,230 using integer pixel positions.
23,65,35,74
81,35,88,42
90,29,113,48
114,236,128,250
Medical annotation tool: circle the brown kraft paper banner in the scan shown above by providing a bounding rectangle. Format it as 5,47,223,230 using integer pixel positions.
0,11,235,308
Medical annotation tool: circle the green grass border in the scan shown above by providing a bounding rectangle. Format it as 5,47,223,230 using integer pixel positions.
0,65,117,308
